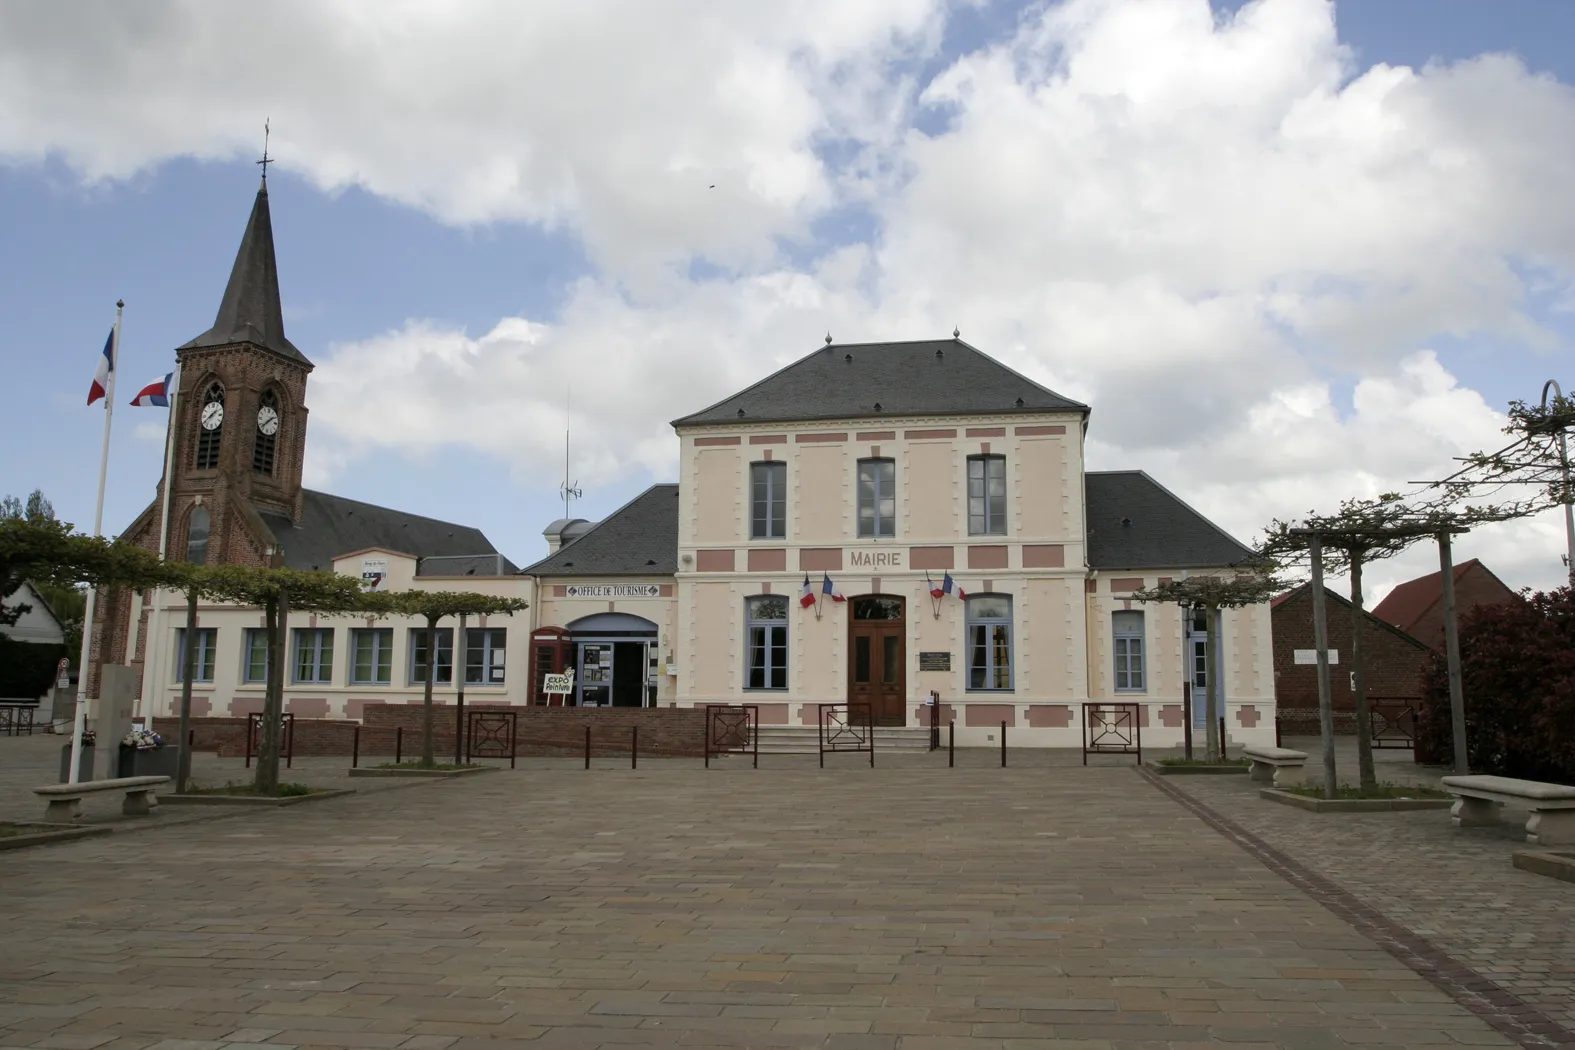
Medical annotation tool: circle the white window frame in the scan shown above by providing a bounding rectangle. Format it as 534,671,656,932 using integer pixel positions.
856,458,896,538
750,461,787,539
965,594,1013,692
1113,610,1146,692
967,454,1008,536
744,595,788,691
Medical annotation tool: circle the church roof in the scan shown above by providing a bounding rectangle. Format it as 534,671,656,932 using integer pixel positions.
258,490,511,574
1084,471,1255,570
521,485,680,577
672,339,1087,427
179,178,312,368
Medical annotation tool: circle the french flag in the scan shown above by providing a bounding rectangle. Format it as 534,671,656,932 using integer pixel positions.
942,573,967,602
928,572,945,599
821,573,846,603
86,329,114,405
129,372,173,407
799,574,817,609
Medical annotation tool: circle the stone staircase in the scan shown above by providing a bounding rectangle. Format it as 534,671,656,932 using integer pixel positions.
751,724,934,755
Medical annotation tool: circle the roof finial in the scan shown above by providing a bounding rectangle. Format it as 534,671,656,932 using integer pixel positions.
825,331,833,346
953,326,960,339
256,118,272,182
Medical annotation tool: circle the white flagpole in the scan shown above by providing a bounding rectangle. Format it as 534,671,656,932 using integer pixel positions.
68,301,122,785
138,361,181,728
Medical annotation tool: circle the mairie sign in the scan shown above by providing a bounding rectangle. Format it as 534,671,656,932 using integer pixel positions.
565,584,662,598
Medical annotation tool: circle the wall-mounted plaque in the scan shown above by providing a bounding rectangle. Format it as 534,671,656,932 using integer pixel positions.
919,651,951,672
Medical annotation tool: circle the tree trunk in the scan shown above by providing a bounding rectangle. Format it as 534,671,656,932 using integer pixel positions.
1350,553,1376,790
176,584,198,793
254,589,287,795
421,617,438,767
1203,603,1220,762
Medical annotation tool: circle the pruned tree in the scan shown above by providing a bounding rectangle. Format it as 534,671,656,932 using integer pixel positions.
1130,565,1284,762
375,590,530,767
199,565,369,794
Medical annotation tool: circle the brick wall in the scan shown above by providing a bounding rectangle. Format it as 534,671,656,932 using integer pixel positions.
1271,586,1430,727
153,703,710,760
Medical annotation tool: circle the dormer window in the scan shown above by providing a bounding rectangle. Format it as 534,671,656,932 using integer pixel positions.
253,391,279,474
195,384,225,469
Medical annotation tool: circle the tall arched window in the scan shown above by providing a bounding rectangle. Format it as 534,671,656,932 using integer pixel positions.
195,383,225,469
185,505,211,564
252,390,279,474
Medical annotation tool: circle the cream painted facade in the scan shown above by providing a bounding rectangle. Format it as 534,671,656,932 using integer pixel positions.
137,547,538,721
667,410,1277,747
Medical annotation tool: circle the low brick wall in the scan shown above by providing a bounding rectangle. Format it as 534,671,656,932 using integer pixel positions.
154,703,709,760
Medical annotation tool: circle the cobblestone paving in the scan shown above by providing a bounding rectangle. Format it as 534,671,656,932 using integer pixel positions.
1161,760,1575,1041
0,756,1521,1050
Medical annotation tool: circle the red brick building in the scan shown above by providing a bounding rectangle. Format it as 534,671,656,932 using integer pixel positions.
1370,558,1519,652
1271,583,1431,734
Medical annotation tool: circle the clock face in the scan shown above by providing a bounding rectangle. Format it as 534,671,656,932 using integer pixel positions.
257,405,279,436
201,401,225,431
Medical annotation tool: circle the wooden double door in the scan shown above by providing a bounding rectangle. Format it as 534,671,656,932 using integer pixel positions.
848,595,906,726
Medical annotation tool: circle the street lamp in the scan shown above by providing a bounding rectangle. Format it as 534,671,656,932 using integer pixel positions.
1540,380,1575,586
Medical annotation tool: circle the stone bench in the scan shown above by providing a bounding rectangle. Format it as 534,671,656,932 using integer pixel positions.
1243,745,1308,788
33,776,170,822
1441,775,1575,846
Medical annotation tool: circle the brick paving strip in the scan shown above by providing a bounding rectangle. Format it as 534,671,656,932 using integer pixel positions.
1140,767,1575,1050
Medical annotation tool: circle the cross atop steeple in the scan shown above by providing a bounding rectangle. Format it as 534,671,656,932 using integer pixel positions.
256,119,272,182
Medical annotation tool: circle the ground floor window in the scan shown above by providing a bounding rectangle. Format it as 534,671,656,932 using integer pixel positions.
465,628,506,684
966,594,1013,690
351,628,393,685
745,595,788,690
242,628,270,684
174,627,217,683
409,627,454,685
1114,610,1145,691
293,628,334,684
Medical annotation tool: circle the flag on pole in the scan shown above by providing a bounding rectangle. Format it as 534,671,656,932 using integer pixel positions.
821,572,847,603
798,574,817,609
928,571,945,599
87,329,114,405
129,372,173,407
942,573,967,601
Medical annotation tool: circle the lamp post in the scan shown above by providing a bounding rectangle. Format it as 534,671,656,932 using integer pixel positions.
1541,379,1575,587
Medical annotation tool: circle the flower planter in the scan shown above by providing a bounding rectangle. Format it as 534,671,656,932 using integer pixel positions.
58,744,94,783
117,745,181,779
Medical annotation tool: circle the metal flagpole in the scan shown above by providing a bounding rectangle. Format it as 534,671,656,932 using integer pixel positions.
138,362,182,727
68,301,123,785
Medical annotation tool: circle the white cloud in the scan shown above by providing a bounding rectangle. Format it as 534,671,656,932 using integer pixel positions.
10,0,1575,597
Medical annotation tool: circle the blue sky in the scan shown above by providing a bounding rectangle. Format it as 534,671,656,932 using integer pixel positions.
2,0,1573,598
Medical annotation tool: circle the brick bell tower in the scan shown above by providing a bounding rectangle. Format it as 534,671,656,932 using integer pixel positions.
88,173,313,698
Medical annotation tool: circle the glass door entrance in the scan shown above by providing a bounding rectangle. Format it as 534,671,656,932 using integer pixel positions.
575,640,654,707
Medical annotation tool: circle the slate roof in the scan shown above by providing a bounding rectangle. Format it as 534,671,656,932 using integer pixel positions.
258,490,509,573
520,485,680,577
179,178,312,368
1084,471,1254,570
672,339,1087,427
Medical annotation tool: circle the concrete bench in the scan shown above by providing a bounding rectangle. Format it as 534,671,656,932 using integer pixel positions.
1243,745,1308,788
1441,775,1575,846
33,776,170,822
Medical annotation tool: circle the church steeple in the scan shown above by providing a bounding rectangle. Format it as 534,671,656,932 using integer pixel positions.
179,178,312,368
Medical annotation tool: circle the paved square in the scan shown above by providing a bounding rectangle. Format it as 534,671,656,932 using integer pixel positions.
0,756,1524,1049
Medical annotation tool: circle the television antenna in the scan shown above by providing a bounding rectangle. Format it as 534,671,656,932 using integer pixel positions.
560,385,582,518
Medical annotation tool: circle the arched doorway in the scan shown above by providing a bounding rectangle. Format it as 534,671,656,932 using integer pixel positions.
848,595,905,725
565,612,658,707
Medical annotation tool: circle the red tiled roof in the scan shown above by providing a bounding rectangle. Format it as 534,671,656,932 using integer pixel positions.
1370,559,1481,634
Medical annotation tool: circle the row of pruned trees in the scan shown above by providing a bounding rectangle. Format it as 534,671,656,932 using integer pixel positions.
1,513,527,794
1126,388,1573,799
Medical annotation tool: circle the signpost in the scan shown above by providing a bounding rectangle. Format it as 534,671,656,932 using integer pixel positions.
543,670,575,706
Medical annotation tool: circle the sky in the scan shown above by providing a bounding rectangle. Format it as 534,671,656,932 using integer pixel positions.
3,0,1575,607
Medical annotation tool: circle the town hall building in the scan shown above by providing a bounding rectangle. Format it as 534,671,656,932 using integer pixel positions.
92,177,1277,749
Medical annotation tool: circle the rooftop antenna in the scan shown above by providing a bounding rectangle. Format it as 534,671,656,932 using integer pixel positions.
256,118,272,182
559,384,582,519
